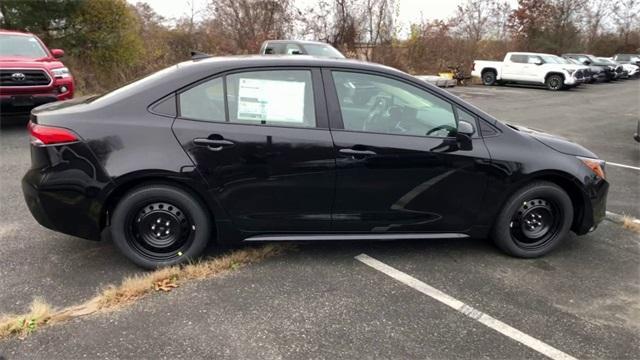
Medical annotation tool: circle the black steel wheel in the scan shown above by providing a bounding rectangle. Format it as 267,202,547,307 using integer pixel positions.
492,181,573,258
111,184,211,269
509,198,561,250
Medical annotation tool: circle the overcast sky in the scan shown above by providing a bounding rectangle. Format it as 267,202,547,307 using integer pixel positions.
130,0,519,34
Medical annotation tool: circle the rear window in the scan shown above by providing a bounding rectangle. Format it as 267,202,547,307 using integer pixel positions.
510,55,527,63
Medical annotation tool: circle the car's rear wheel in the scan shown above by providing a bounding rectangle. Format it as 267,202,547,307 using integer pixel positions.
110,184,211,269
482,70,497,86
545,74,564,91
492,181,573,258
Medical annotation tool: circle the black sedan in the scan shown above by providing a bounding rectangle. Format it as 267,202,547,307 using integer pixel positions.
22,55,608,269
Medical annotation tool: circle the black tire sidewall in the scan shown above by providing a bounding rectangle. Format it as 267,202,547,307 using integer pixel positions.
492,182,573,258
482,71,496,86
110,185,211,269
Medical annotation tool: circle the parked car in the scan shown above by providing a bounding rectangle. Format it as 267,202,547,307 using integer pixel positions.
260,40,345,58
23,55,608,268
472,52,585,90
597,58,627,79
604,57,640,78
0,29,74,121
560,57,607,84
612,54,640,67
562,54,616,82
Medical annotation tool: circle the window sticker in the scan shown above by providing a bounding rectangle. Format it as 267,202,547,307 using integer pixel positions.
237,78,306,123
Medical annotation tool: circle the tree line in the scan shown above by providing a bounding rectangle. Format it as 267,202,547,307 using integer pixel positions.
1,0,638,94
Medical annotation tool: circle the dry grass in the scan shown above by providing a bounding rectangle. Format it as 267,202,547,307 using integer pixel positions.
622,216,640,234
0,244,288,340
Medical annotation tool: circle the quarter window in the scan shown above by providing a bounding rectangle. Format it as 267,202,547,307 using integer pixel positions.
226,70,316,128
179,77,225,122
331,71,457,137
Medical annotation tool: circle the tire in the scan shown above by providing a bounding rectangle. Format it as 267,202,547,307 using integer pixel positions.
545,74,564,91
491,181,573,258
482,70,497,86
110,184,211,269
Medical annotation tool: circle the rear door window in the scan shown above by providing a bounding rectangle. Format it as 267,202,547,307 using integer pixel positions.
179,77,225,122
226,70,316,128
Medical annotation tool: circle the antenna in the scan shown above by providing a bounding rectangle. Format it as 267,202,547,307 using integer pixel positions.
191,51,212,60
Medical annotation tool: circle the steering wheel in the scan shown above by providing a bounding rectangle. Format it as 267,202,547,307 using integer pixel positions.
426,124,457,137
363,96,391,132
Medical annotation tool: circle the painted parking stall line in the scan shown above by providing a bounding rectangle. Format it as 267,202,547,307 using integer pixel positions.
606,161,640,171
355,254,578,360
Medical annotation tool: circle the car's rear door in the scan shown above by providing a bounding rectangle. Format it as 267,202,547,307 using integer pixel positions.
172,68,335,233
324,69,492,233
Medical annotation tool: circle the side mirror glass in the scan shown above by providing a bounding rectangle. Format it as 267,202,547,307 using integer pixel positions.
457,120,475,136
51,49,64,58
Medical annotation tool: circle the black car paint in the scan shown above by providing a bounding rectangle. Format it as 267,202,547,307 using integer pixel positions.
23,56,608,245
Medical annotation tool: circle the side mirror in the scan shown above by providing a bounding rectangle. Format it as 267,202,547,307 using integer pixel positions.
534,59,543,65
457,120,475,136
583,60,591,65
51,49,64,58
456,120,475,151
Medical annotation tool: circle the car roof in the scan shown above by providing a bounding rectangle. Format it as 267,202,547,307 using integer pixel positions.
510,52,556,56
263,40,332,46
180,54,400,75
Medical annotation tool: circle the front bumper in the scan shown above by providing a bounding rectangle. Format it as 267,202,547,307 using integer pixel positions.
574,178,609,235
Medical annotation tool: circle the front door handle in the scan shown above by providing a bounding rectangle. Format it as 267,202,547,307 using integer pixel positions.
339,148,377,156
193,138,235,151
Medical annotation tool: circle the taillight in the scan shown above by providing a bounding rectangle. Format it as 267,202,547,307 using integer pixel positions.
28,121,79,146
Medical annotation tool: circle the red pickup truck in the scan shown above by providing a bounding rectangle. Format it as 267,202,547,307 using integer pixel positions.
0,29,74,121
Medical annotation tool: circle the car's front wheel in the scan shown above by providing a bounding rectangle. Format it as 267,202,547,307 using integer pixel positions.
492,181,573,258
545,74,564,91
110,184,211,269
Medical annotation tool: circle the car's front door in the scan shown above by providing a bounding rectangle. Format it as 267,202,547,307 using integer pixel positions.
324,69,492,233
172,68,335,233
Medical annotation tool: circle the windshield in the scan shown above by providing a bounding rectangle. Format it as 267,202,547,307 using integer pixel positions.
302,44,345,58
540,55,560,64
0,34,48,58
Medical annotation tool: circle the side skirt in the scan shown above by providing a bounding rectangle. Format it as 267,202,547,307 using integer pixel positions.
243,233,469,242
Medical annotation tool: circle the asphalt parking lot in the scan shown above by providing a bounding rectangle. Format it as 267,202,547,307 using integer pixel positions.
1,80,639,359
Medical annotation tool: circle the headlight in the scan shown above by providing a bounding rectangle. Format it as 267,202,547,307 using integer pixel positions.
51,67,71,78
578,156,606,179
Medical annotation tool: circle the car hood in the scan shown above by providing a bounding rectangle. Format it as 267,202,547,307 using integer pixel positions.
0,56,65,70
508,123,598,158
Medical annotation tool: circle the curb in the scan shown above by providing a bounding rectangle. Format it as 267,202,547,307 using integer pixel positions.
605,211,640,225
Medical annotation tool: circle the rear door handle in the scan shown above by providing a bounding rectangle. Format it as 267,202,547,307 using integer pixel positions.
339,148,377,156
193,138,235,151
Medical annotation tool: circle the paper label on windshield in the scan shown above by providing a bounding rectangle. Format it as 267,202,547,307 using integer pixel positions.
237,78,306,123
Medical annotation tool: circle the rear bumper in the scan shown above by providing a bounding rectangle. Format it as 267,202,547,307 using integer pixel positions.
22,168,103,240
21,142,111,241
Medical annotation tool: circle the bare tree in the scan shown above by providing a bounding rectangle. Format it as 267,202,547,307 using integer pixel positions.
210,0,295,53
611,0,640,48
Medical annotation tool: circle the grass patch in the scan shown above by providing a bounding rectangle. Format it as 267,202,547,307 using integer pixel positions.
0,244,288,340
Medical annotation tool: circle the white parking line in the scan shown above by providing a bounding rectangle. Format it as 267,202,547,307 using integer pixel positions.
355,254,578,360
607,162,640,171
